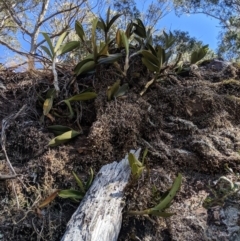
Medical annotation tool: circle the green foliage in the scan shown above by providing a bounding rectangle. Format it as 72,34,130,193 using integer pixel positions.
47,125,72,136
190,45,209,64
41,31,71,60
107,80,129,100
62,92,97,119
128,150,148,180
203,165,240,209
58,168,94,201
98,7,122,43
128,174,182,217
48,130,81,147
73,18,123,76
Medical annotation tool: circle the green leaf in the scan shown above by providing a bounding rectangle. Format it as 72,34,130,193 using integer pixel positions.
133,19,146,38
125,22,133,39
46,88,57,98
98,53,122,64
72,171,85,193
190,45,209,64
66,92,97,102
41,46,53,59
75,20,85,42
128,153,143,168
114,83,129,98
64,100,75,119
59,41,80,55
151,174,182,212
99,42,109,55
107,80,120,101
142,148,148,164
43,97,53,115
75,60,96,76
48,130,81,147
141,50,160,67
47,125,72,136
156,46,165,66
54,31,68,53
146,44,157,56
106,6,111,26
116,29,122,48
85,168,94,190
121,32,129,56
107,13,122,31
42,32,54,56
58,189,84,199
98,17,107,31
142,58,160,72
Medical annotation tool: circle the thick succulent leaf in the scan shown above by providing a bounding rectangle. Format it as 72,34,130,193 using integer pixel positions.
43,97,53,116
121,32,129,56
67,92,97,102
116,29,122,48
59,41,80,55
152,174,182,211
114,83,129,98
75,20,85,42
42,32,54,55
146,44,157,56
72,171,85,193
63,100,74,119
125,22,133,39
190,45,209,64
133,18,146,38
54,31,68,53
142,58,160,72
133,25,146,38
85,168,94,190
98,53,122,64
48,130,81,147
106,6,111,25
58,189,84,199
107,79,120,101
98,17,107,31
107,13,122,32
46,88,57,98
47,125,72,136
142,148,148,164
99,42,108,55
128,153,143,171
156,46,165,66
141,50,160,67
41,46,53,59
136,18,145,31
75,60,96,76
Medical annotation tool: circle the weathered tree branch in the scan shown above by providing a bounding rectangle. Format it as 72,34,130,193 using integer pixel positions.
61,149,141,241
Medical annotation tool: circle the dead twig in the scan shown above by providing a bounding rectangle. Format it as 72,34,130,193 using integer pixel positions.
0,174,19,180
1,104,27,208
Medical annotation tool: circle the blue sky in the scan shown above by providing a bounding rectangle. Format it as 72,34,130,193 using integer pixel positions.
156,11,220,52
0,3,221,66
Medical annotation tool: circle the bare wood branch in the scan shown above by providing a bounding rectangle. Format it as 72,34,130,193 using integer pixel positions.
2,1,31,36
61,149,141,241
0,174,19,180
38,1,86,26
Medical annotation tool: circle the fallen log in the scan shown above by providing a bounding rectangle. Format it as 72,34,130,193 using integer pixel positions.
61,149,141,241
